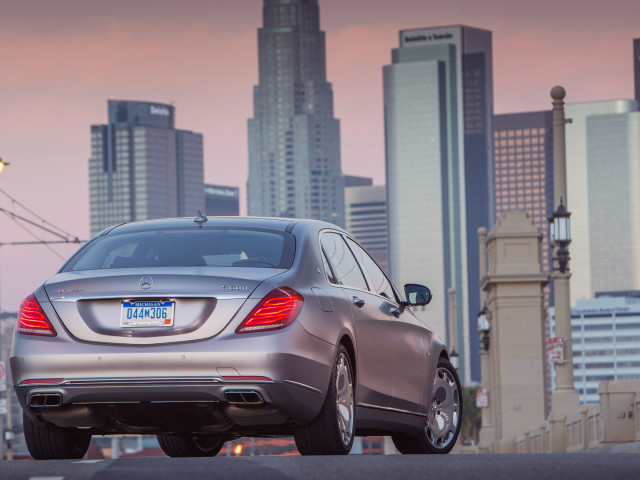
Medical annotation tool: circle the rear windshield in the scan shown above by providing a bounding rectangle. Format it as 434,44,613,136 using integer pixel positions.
62,227,295,272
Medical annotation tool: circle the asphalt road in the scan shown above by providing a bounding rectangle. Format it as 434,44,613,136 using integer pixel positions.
0,454,639,480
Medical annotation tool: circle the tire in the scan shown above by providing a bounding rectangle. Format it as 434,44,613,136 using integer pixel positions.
392,357,462,454
23,412,92,460
294,344,355,455
157,434,225,457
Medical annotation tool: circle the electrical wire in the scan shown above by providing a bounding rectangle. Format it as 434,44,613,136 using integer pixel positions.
0,187,77,240
2,210,66,260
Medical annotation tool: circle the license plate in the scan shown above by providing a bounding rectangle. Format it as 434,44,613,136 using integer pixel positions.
121,300,175,328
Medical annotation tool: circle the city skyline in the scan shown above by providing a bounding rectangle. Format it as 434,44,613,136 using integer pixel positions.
1,0,639,311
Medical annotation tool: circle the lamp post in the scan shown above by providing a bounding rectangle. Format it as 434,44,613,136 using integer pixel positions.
550,86,580,415
477,307,490,352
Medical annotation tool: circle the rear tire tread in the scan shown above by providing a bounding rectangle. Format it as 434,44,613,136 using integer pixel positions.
294,344,354,455
157,434,224,457
23,413,91,460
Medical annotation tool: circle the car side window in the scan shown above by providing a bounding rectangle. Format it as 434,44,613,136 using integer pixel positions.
320,233,369,291
321,249,339,284
345,237,397,303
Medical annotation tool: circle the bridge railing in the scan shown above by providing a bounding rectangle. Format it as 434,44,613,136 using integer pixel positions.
482,381,640,453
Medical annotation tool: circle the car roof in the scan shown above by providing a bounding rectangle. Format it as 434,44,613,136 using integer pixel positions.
100,216,346,236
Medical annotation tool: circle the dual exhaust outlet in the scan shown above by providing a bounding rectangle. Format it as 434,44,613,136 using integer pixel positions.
224,390,264,405
29,393,63,408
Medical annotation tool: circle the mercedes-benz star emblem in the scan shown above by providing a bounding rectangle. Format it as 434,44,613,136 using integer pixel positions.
139,276,153,290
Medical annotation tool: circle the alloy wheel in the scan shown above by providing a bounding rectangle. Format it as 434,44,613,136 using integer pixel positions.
335,352,354,447
426,366,460,450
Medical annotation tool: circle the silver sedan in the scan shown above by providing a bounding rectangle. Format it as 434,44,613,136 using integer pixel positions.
10,216,462,458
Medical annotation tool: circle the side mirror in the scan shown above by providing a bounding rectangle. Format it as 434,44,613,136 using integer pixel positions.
404,284,432,306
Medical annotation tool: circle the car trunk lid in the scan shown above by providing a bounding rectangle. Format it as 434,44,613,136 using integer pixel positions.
44,267,283,345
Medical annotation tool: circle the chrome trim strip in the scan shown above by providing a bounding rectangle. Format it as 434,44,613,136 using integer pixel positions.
357,402,427,417
283,380,322,395
61,377,224,386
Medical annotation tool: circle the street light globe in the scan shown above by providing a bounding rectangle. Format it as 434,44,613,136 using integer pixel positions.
0,159,9,174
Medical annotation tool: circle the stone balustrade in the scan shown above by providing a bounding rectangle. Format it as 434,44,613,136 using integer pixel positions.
480,381,639,453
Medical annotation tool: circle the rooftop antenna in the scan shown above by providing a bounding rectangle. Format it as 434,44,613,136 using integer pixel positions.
194,210,208,229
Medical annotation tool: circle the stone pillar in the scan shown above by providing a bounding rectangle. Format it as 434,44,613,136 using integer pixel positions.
477,227,494,453
481,211,549,453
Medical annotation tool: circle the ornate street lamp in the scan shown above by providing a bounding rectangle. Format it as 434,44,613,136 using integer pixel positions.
549,198,571,273
477,306,490,351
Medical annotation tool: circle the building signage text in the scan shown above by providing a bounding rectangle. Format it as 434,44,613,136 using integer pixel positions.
150,106,170,117
404,32,453,43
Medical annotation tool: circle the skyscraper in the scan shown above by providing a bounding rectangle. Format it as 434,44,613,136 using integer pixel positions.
247,0,345,226
89,100,204,235
565,100,640,304
384,25,493,383
345,184,388,272
204,184,240,216
493,111,554,299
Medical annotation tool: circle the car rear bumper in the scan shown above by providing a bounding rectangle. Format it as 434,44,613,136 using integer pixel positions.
11,323,335,433
14,376,325,434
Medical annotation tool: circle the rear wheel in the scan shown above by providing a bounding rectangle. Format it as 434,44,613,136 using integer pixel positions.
392,357,462,454
23,412,92,460
294,344,355,455
157,433,225,457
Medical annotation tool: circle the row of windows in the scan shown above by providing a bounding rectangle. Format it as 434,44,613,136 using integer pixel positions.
495,128,548,137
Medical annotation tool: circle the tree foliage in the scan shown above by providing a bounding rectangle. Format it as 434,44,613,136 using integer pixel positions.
460,386,482,444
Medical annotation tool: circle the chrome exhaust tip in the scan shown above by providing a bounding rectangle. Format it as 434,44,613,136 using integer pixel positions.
224,390,264,405
29,393,63,408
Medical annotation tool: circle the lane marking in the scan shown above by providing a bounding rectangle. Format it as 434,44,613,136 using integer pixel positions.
74,460,104,464
29,477,65,480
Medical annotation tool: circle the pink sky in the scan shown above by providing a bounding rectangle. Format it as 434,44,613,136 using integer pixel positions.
0,0,638,312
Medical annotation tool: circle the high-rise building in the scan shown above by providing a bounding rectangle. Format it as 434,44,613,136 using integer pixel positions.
345,184,388,272
204,184,240,216
550,292,640,404
89,100,204,235
247,0,345,226
384,25,494,383
565,100,640,304
344,175,373,187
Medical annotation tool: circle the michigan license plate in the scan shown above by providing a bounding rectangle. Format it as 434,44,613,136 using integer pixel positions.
121,300,175,328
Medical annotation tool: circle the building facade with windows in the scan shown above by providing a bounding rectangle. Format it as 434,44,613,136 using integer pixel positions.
247,0,345,226
345,185,388,272
565,100,640,304
89,100,204,235
550,293,640,404
204,184,240,217
384,25,494,383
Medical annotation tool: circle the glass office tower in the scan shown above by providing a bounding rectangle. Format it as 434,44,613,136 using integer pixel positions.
384,25,493,383
247,0,345,226
89,100,204,235
565,100,639,304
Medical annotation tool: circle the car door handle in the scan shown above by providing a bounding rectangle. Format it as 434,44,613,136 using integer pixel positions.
352,297,365,308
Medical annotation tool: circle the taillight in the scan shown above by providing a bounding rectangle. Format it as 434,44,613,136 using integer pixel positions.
235,287,303,334
17,293,57,337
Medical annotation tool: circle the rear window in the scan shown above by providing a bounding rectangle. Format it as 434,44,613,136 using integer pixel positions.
62,227,295,272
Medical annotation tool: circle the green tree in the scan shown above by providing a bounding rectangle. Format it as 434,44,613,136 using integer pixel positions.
460,386,482,444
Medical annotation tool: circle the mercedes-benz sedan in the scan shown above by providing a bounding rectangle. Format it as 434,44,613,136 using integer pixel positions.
11,216,461,458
